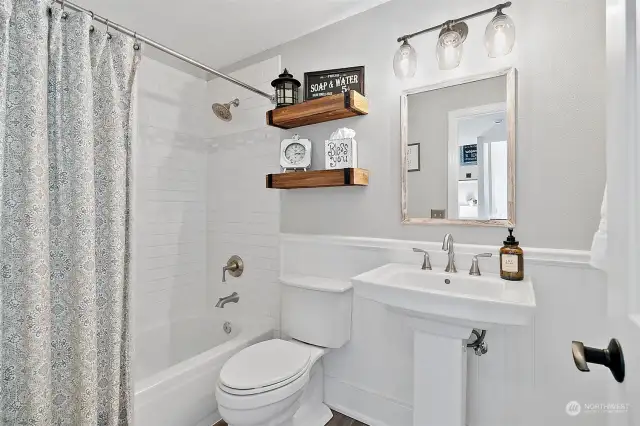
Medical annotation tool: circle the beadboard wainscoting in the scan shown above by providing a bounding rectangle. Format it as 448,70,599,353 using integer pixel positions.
280,234,610,426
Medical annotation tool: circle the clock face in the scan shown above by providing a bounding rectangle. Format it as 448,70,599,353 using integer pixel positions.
284,142,306,165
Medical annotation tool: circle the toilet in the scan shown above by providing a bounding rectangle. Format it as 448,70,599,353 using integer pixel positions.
216,275,353,426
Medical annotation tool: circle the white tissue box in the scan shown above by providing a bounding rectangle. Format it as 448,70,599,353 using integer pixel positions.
325,138,358,169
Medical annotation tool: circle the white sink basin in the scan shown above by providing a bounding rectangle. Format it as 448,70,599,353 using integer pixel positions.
352,263,536,328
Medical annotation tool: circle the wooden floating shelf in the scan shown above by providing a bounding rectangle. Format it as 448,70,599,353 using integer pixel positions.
266,168,369,189
266,90,368,129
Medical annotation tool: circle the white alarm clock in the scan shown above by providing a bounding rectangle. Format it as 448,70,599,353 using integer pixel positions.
280,134,312,171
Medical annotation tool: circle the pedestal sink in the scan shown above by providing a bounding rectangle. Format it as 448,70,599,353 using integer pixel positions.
352,263,536,426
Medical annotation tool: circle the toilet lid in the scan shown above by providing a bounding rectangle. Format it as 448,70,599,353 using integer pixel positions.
220,340,311,391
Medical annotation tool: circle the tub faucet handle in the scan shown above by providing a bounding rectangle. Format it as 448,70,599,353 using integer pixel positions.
222,255,244,282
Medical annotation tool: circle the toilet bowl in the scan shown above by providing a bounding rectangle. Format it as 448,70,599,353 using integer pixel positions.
216,274,353,426
215,339,332,426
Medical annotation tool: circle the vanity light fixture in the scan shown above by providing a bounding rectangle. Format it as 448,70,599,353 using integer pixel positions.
393,40,418,79
436,22,468,70
485,7,516,57
393,1,514,77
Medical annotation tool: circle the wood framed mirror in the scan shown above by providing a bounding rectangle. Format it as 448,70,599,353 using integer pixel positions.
401,68,517,227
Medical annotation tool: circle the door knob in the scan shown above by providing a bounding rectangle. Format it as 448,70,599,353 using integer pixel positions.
572,338,625,383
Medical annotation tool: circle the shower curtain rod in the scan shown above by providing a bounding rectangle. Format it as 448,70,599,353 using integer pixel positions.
53,0,276,103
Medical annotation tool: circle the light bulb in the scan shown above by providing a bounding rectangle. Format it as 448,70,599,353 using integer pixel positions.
393,40,417,79
436,27,463,70
485,11,516,58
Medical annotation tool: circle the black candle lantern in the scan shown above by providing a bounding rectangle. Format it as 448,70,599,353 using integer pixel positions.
271,68,300,108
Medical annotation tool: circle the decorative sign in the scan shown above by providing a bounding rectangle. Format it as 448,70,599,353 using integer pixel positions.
325,138,358,169
460,144,478,165
407,143,420,172
304,66,365,101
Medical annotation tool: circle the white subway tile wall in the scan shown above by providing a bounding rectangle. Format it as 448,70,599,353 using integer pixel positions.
133,55,282,345
205,56,282,327
133,58,209,336
206,128,281,323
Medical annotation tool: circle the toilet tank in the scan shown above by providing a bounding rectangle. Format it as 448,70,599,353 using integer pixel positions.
280,275,353,349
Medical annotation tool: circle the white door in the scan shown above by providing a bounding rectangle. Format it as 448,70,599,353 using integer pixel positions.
603,1,640,424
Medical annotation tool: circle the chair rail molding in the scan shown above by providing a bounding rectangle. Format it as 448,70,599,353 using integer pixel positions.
280,233,593,269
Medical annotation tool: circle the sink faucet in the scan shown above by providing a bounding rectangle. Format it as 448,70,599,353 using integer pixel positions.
442,233,457,273
215,292,239,308
412,248,432,270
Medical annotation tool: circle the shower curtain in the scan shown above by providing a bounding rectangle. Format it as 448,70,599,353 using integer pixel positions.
0,1,140,424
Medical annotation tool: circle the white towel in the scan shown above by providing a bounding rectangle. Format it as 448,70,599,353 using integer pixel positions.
590,186,607,271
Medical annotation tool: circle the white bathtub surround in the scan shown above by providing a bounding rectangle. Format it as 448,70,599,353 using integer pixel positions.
134,57,210,336
281,233,609,426
206,127,282,323
205,57,283,327
133,57,221,426
134,314,274,426
133,56,283,426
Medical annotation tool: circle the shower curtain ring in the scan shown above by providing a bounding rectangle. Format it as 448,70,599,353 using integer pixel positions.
61,0,68,19
89,11,95,32
105,19,112,39
133,32,140,51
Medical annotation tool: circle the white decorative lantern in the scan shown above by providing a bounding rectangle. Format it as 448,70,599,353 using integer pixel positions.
325,128,358,169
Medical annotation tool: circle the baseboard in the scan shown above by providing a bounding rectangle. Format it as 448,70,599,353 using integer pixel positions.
324,375,412,426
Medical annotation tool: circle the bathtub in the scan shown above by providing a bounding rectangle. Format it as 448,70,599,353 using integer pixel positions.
134,314,274,426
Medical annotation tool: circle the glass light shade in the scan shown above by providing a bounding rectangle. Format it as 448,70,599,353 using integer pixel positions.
436,29,463,70
393,40,417,79
485,12,516,58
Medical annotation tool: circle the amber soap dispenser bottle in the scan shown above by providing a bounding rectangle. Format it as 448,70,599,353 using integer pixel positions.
500,228,524,281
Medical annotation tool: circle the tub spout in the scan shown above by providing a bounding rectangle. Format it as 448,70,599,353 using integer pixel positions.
216,292,239,308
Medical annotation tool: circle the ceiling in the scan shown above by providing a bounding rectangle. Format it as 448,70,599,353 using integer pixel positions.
74,0,392,74
458,112,506,146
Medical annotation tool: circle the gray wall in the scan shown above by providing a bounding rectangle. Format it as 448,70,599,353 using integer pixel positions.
225,0,605,250
406,76,506,218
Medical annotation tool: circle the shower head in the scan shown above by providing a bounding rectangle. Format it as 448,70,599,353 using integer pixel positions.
212,98,240,122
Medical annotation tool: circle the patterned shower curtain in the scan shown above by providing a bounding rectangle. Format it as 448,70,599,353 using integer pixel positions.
0,1,140,424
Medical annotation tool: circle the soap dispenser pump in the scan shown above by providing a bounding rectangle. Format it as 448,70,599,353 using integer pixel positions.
500,228,524,281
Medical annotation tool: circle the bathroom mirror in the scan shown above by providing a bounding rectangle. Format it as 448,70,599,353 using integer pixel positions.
401,68,517,226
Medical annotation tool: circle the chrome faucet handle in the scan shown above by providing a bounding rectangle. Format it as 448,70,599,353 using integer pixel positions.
469,253,493,276
412,248,432,270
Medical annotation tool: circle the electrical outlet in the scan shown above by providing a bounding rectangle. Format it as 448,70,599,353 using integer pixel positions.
431,209,446,219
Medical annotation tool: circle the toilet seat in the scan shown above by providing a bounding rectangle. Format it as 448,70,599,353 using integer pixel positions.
219,339,312,396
